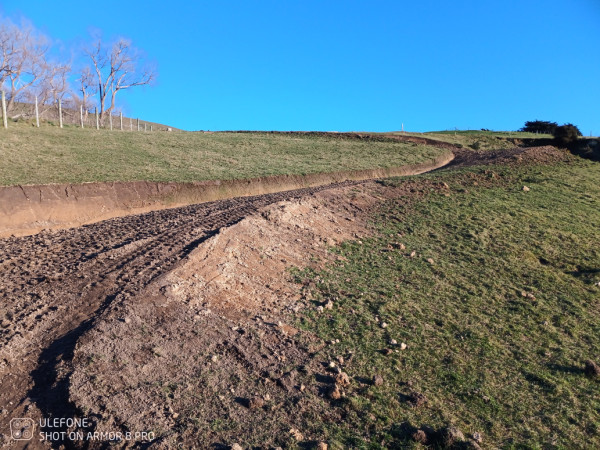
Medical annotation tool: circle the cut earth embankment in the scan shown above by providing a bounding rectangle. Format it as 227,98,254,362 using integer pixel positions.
0,151,454,237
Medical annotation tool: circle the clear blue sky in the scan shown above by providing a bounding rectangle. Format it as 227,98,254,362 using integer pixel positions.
2,1,599,133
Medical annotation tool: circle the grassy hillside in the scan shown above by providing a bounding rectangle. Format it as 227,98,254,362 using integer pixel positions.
294,156,600,447
0,123,445,186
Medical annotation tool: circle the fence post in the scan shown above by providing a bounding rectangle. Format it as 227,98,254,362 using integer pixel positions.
144,123,147,132
35,96,40,127
80,105,84,128
2,91,7,129
150,125,153,132
58,99,63,128
120,112,123,131
109,113,113,131
137,118,140,131
95,107,99,130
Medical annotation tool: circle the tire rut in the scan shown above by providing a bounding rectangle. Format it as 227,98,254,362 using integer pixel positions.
0,180,361,444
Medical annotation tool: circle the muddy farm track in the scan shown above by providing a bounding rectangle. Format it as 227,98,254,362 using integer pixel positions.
0,180,370,442
0,145,566,448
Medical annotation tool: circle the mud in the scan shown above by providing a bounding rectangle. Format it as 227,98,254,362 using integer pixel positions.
0,152,454,238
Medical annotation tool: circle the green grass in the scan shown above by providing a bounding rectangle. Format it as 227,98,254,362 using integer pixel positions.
294,157,600,448
0,122,445,186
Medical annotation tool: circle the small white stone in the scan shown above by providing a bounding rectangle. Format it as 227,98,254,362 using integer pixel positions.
400,342,407,350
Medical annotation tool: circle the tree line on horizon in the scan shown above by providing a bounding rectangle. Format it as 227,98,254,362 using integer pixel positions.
0,15,155,124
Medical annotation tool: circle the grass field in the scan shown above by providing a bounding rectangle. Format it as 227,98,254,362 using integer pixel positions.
0,123,446,186
293,157,600,447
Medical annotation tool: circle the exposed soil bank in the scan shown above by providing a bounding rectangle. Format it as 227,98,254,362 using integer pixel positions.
0,151,453,237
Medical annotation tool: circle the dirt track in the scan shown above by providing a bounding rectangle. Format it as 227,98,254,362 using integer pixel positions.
0,180,370,446
0,145,567,448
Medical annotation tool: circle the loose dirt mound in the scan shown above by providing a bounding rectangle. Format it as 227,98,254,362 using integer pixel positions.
67,182,387,447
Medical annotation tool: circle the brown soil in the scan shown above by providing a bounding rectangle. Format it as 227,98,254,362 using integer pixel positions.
0,146,568,449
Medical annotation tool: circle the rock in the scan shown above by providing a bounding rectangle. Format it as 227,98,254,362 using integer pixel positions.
324,300,334,310
123,317,131,324
389,338,398,345
316,442,328,450
439,426,465,447
248,397,265,409
230,444,243,450
277,371,297,391
382,348,393,355
426,258,435,265
584,360,600,378
412,429,428,444
407,391,428,408
372,374,384,386
400,342,407,350
337,355,345,365
522,186,530,192
327,384,342,400
409,251,417,258
472,431,483,443
328,361,337,369
289,428,304,441
317,305,324,313
171,412,179,419
335,371,351,386
380,322,388,329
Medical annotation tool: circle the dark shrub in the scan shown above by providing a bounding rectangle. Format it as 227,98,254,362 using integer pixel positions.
553,124,581,147
520,120,558,134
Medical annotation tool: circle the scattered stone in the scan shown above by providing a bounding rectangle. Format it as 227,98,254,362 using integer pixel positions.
522,186,530,192
324,300,334,310
472,432,483,443
584,360,600,378
400,342,407,350
327,384,342,400
230,444,243,450
316,442,328,450
211,355,218,362
335,371,351,386
328,361,337,369
317,305,324,313
299,384,306,392
289,428,304,441
409,251,417,258
426,258,435,265
389,338,397,345
171,412,179,419
248,397,265,409
441,182,450,189
337,355,345,365
380,322,388,329
407,391,428,408
412,429,428,444
439,426,465,447
123,317,131,324
372,374,384,386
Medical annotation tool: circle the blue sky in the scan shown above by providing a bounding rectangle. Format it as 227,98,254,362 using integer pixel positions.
2,1,599,133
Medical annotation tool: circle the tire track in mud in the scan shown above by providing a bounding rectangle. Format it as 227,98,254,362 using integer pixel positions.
0,180,363,444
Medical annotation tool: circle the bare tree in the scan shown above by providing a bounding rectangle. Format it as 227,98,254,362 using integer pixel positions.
85,36,155,122
0,16,70,115
76,65,97,119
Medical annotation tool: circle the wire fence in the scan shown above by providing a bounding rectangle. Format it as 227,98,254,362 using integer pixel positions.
0,91,172,132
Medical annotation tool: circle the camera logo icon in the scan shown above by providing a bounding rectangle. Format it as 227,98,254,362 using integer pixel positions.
10,418,35,440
